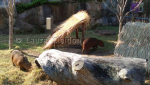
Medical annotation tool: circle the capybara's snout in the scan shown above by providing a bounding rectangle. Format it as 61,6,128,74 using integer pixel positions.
99,41,104,47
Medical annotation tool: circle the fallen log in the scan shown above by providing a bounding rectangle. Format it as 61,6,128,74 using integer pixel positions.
35,49,147,85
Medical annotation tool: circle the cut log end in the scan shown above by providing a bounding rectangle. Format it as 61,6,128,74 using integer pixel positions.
118,69,132,83
72,60,84,71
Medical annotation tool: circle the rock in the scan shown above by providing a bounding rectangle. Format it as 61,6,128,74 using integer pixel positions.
14,19,34,33
18,5,46,25
102,17,109,25
0,13,7,30
111,16,118,26
86,1,102,24
0,6,8,30
0,0,17,31
0,28,9,34
95,19,103,24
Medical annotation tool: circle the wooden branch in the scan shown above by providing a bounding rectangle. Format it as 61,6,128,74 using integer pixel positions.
110,0,117,12
3,0,10,16
122,0,125,7
122,0,143,21
12,0,15,15
35,49,147,85
8,0,13,16
117,4,120,14
122,0,128,12
117,0,121,11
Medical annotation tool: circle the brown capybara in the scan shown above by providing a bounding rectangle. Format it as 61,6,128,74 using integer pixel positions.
10,50,32,71
82,38,104,54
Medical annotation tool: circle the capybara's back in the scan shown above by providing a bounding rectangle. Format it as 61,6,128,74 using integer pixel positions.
10,50,32,71
82,38,104,54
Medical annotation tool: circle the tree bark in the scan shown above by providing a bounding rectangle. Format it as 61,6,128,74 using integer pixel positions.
119,21,123,33
9,16,13,49
35,49,147,85
4,0,15,49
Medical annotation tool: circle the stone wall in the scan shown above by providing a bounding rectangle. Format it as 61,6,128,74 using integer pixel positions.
0,1,81,34
86,0,118,26
0,0,121,34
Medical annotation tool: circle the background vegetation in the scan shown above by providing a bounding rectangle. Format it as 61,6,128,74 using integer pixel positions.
16,0,61,13
16,0,103,14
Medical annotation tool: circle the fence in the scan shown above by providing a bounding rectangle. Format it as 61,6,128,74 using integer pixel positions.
124,13,150,23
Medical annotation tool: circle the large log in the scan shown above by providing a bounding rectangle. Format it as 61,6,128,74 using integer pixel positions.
35,49,147,85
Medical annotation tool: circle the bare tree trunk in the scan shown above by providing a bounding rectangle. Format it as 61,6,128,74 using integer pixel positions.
3,0,15,49
119,21,123,33
9,16,13,49
35,49,147,85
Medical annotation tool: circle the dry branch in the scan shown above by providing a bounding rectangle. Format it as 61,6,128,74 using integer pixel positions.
35,49,147,85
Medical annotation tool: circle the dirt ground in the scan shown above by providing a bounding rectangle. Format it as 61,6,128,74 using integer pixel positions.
51,45,114,57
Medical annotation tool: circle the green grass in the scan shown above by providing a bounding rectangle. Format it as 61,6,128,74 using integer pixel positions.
0,26,119,84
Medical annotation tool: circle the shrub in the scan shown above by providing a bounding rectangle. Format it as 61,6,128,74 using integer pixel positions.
16,0,61,14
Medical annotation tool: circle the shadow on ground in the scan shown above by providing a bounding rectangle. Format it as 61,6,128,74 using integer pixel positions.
55,44,114,57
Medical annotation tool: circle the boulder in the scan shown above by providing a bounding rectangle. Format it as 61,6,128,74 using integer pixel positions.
0,6,16,30
86,0,118,25
14,19,34,33
18,5,46,25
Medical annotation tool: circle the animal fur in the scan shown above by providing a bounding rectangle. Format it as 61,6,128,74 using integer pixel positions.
10,50,32,71
82,38,104,54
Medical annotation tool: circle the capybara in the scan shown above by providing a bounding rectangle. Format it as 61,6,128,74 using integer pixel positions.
82,38,104,54
10,50,32,71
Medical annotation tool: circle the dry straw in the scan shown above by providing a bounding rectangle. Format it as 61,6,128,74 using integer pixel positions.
114,22,150,72
44,10,90,49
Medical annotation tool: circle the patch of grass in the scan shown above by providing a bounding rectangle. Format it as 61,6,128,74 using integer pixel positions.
96,26,119,32
0,33,49,50
0,70,27,85
23,69,52,85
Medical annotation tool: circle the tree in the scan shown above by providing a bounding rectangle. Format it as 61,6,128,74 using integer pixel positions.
98,0,143,33
3,0,16,49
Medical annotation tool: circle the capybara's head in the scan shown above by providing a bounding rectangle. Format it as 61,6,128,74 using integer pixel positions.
99,40,104,47
25,63,32,71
